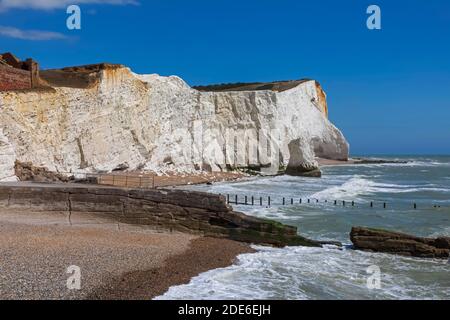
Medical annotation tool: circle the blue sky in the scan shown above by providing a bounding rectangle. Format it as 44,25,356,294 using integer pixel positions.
1,0,449,155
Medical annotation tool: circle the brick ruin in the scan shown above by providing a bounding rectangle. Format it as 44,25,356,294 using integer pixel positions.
0,52,40,91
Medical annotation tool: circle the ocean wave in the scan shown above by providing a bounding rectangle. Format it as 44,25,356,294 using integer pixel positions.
429,226,450,238
170,162,450,300
243,206,300,221
332,156,450,168
155,246,450,300
310,176,376,200
310,176,449,201
351,160,450,168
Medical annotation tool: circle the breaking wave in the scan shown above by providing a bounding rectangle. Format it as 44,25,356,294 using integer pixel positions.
162,156,450,300
350,159,450,168
155,246,450,300
311,176,449,201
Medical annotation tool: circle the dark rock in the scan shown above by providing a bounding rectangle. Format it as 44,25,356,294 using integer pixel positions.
350,226,450,259
434,237,450,249
353,158,409,165
14,161,72,182
318,240,343,247
112,162,129,171
288,168,322,178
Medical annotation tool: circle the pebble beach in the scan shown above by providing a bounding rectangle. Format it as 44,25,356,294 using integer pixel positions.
0,211,252,300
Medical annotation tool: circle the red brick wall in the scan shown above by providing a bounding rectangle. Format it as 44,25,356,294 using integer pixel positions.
0,64,32,91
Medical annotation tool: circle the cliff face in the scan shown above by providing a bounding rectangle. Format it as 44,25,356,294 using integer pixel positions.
0,65,348,181
0,129,16,181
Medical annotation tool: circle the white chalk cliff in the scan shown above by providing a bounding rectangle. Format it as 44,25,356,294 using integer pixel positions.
0,64,349,181
0,128,16,181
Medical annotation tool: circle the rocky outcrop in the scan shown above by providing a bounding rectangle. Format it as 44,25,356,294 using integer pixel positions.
0,184,321,248
0,64,348,179
285,138,321,177
352,158,409,165
350,227,450,259
14,161,71,182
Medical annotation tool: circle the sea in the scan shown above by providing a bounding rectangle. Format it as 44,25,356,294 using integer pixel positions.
155,156,450,300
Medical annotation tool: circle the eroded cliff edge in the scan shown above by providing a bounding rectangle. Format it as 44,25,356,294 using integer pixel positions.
0,64,349,181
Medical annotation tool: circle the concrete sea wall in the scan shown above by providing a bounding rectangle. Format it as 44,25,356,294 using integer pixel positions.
0,184,320,247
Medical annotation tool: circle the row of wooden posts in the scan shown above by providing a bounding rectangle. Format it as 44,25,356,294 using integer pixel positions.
223,194,438,210
77,173,442,210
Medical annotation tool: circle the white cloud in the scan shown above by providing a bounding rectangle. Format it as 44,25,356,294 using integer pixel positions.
0,1,139,40
0,25,67,40
0,0,139,11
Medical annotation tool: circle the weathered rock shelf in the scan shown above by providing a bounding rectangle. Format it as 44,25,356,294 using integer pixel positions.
0,183,321,248
350,226,450,259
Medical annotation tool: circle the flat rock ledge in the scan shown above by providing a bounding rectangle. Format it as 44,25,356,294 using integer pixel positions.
350,226,450,259
0,184,321,248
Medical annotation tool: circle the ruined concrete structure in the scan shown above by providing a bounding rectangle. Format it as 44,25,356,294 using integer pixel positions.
0,53,40,91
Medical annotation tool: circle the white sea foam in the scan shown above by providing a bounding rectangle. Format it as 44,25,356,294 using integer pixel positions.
310,177,377,200
167,157,450,300
310,176,449,201
155,246,450,300
334,158,450,169
429,226,450,238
